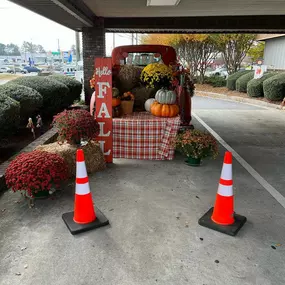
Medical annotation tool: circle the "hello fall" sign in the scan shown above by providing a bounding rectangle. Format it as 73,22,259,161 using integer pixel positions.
94,57,113,163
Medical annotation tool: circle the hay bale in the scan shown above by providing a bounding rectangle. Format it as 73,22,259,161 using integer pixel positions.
131,85,158,111
36,140,105,177
116,65,143,93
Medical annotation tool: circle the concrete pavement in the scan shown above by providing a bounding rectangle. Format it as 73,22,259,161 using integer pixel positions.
1,96,285,285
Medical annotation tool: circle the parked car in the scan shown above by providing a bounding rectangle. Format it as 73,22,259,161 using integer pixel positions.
14,67,28,74
0,67,13,73
23,66,41,73
208,67,228,78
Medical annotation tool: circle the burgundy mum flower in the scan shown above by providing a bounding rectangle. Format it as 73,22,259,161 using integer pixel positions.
5,150,69,197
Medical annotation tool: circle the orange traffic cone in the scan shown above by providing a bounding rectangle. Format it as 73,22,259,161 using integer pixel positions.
211,151,234,225
198,151,246,236
62,149,109,235
73,149,96,224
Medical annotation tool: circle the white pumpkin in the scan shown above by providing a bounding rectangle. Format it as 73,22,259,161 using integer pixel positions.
155,89,177,104
145,98,155,112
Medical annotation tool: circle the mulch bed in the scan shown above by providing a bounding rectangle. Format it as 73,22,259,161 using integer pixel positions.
0,121,52,164
195,84,282,106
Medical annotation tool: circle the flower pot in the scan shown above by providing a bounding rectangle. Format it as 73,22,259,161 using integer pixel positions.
185,156,201,166
121,100,134,115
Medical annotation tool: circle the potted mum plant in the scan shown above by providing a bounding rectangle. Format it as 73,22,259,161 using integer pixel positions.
53,109,99,146
120,91,135,115
174,129,218,166
140,63,173,89
5,150,69,207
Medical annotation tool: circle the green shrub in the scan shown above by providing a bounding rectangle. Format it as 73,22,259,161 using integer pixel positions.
263,73,285,101
49,75,82,104
226,70,252,90
247,72,279,97
204,75,226,87
0,93,20,135
235,71,254,93
0,84,43,119
8,76,69,116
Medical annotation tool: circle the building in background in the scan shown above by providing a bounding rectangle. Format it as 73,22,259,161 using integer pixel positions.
257,34,285,70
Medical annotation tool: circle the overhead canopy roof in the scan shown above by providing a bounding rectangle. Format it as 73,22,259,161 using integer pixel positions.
83,0,285,17
9,0,285,33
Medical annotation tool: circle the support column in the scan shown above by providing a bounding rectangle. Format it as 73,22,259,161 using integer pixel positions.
82,24,105,105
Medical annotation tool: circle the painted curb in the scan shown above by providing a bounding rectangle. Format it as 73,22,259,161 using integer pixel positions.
196,90,284,110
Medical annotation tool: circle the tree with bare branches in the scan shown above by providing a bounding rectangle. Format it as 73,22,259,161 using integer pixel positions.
213,34,256,74
141,34,219,83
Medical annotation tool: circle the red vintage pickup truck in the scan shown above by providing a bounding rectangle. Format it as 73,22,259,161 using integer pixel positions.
90,44,193,128
90,44,178,112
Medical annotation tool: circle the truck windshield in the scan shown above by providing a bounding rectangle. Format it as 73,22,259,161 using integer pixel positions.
124,52,162,66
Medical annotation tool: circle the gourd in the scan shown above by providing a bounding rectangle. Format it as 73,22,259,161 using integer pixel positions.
155,89,176,104
112,98,121,107
112,87,121,107
144,98,155,112
112,87,120,98
150,101,179,117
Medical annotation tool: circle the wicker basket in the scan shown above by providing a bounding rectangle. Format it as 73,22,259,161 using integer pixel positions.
120,100,134,115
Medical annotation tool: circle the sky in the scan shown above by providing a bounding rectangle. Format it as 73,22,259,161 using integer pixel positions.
0,0,133,55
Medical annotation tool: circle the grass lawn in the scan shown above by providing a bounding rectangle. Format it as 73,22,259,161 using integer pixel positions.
0,73,22,81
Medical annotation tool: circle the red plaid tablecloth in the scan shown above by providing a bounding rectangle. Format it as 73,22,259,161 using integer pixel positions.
113,112,180,160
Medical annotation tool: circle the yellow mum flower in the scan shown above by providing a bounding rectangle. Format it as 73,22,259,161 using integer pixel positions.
140,63,173,88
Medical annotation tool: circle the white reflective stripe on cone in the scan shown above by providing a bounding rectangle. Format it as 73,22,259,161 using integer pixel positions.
217,184,233,197
76,161,87,178
220,163,232,180
75,182,91,195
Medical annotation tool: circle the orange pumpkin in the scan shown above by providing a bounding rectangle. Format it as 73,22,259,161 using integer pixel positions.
150,101,179,117
112,98,121,107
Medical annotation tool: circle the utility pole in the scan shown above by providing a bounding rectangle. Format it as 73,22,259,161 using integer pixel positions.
136,33,138,45
75,31,81,66
30,38,34,65
57,39,62,63
131,33,134,45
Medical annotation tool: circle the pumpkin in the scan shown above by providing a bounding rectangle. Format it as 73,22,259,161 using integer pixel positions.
144,98,155,112
150,101,179,117
112,97,121,107
112,87,120,98
155,89,176,104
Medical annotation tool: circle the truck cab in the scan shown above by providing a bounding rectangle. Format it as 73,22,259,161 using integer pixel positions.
111,44,177,68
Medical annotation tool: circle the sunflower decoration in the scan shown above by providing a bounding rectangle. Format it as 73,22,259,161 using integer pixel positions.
140,63,173,89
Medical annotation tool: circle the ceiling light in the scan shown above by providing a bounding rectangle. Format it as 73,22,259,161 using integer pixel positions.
147,0,181,6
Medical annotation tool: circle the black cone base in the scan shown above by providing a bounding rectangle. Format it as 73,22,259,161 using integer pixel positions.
62,208,109,235
198,207,247,237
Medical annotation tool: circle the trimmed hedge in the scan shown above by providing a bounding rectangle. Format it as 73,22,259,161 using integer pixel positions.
0,94,20,135
204,75,226,87
235,71,254,93
0,84,43,119
226,70,252,90
8,77,69,115
247,72,278,97
49,75,82,104
263,73,285,101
